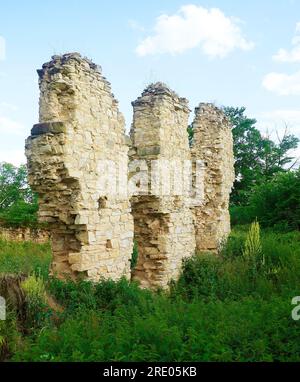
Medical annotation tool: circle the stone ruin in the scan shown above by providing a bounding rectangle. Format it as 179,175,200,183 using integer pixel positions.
25,53,234,289
191,104,235,252
129,83,196,288
25,53,133,281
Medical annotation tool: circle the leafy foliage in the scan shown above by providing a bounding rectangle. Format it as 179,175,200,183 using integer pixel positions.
187,125,194,147
0,239,51,278
0,163,33,208
21,274,52,330
12,297,300,362
0,163,38,227
249,170,300,230
230,171,300,230
242,221,265,274
223,107,299,205
131,241,139,270
0,312,21,361
1,228,300,361
0,200,38,227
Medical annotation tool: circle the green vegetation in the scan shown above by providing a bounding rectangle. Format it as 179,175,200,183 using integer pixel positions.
1,225,300,362
221,106,300,232
0,240,51,278
0,104,299,361
223,107,299,206
131,241,139,270
188,106,300,233
188,106,299,207
231,170,300,230
0,163,38,227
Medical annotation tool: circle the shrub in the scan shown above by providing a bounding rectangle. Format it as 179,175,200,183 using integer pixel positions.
242,221,264,275
221,227,248,259
171,254,222,301
0,200,38,227
21,274,53,330
131,241,138,270
48,277,156,316
230,205,254,226
3,227,300,362
0,163,38,228
249,170,300,230
12,296,300,362
230,170,300,231
0,311,21,361
21,274,46,304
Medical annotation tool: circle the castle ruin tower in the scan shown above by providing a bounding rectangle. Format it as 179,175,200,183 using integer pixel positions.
129,83,196,289
191,103,235,252
25,53,134,281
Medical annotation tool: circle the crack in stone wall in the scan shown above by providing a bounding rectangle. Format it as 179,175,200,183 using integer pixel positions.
191,103,235,252
26,53,134,281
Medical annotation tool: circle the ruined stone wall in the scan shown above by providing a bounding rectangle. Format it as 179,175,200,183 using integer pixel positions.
25,53,235,288
0,227,50,243
129,83,196,289
191,103,235,252
26,53,133,281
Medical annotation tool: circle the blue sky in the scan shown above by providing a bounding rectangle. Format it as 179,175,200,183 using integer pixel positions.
0,0,300,165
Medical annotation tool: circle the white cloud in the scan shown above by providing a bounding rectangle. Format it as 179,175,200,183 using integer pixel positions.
0,149,26,166
136,4,254,58
0,36,6,61
273,22,300,63
262,70,300,95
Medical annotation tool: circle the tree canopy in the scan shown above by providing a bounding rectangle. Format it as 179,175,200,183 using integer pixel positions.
0,163,38,226
223,106,299,205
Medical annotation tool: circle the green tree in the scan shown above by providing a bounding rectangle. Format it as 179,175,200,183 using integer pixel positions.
249,170,300,230
0,162,38,227
223,107,299,205
187,125,194,147
260,127,299,178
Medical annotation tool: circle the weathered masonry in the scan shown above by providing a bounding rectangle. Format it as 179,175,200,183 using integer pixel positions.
26,53,234,288
129,83,196,288
191,104,235,252
26,53,134,281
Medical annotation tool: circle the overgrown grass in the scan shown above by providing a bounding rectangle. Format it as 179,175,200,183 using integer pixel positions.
1,227,300,362
12,296,299,362
0,240,51,279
